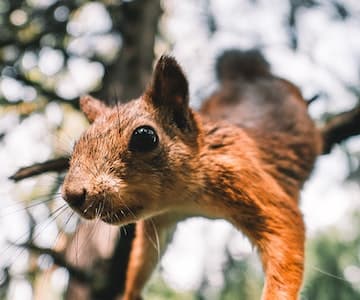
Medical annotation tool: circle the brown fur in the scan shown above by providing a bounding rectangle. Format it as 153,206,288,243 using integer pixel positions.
62,51,322,300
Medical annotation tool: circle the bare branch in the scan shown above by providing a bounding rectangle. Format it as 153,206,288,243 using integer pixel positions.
9,157,69,181
321,104,360,154
17,242,92,284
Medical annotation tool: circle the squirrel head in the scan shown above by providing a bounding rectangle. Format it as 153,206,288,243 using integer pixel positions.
62,56,202,225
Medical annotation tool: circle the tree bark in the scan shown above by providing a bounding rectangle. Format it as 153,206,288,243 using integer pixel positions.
97,0,162,103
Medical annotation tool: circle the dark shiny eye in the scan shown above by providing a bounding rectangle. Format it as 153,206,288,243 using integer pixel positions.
129,126,159,152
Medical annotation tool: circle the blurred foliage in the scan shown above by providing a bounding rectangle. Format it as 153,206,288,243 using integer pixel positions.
146,274,197,300
302,213,360,299
0,0,125,110
145,215,360,300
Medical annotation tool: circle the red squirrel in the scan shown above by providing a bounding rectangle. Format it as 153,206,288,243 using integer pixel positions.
62,49,322,300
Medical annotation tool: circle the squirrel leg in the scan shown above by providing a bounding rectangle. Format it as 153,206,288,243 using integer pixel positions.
234,203,305,300
122,214,180,300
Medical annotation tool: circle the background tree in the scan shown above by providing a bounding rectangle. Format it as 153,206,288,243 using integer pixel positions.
0,0,360,299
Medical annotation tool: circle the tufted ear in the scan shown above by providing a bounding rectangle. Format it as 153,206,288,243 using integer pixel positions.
79,95,109,123
146,55,190,129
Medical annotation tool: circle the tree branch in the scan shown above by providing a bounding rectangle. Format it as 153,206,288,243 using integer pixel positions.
9,157,69,181
321,104,360,154
17,242,92,284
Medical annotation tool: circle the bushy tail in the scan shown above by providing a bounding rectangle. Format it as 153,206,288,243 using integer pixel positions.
216,49,270,81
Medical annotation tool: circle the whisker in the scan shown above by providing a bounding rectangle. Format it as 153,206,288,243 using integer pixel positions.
311,266,349,282
76,215,101,253
4,190,62,207
84,216,101,252
32,204,70,241
141,219,161,263
63,211,76,232
4,204,69,264
44,128,77,156
122,203,137,219
109,196,114,220
5,204,67,249
121,224,127,236
83,201,95,214
149,218,161,262
1,196,58,217
45,211,77,270
107,220,112,250
100,199,105,217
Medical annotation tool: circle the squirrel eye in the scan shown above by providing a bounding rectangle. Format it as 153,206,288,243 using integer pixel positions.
129,126,159,152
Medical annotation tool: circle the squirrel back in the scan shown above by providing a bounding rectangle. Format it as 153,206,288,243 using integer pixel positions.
201,49,322,199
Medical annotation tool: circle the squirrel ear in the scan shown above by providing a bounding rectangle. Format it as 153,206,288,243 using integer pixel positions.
79,95,109,123
146,55,190,129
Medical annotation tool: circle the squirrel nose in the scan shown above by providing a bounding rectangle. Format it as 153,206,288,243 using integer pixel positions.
63,188,87,208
